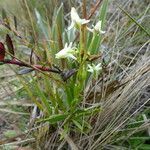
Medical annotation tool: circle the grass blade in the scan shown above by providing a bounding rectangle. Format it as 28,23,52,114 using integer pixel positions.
117,4,150,37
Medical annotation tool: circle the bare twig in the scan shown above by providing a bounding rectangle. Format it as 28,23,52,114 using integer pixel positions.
87,0,103,19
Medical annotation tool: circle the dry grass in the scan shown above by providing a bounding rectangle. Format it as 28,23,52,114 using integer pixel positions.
0,0,149,149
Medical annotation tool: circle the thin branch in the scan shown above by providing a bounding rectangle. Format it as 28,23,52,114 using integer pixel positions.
82,0,87,19
1,59,60,74
87,0,103,19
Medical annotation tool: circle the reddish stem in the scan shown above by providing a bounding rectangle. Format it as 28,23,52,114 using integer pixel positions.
1,59,60,74
87,0,103,19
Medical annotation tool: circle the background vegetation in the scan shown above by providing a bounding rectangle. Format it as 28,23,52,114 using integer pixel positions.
0,0,149,149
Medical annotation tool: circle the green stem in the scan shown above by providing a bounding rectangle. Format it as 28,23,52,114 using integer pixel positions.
88,33,96,53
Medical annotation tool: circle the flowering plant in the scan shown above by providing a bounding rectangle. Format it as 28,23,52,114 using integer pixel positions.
0,2,107,135
68,7,90,30
55,43,77,60
87,20,105,34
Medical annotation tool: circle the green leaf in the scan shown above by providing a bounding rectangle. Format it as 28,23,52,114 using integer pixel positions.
88,0,109,54
129,137,150,140
2,9,7,20
75,105,101,119
4,130,18,138
18,76,44,112
65,84,75,106
72,119,83,132
88,34,101,54
2,8,10,28
0,108,29,115
99,0,109,28
37,114,68,124
55,3,64,37
51,3,64,54
138,144,150,150
31,77,52,115
0,24,10,35
35,8,49,40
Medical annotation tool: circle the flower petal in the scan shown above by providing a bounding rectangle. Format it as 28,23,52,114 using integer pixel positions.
69,7,90,29
68,54,77,60
71,7,80,22
55,43,77,60
87,20,105,34
94,21,102,30
87,27,94,33
99,30,105,34
81,19,90,25
68,21,75,30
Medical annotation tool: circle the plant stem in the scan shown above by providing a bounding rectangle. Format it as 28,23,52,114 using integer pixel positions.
82,0,87,19
87,0,103,19
1,59,60,74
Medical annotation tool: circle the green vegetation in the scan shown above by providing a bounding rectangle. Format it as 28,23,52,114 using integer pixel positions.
0,0,149,149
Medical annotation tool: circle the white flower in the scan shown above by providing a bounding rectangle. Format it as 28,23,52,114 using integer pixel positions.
87,20,105,34
55,43,77,60
87,63,102,78
68,7,90,30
